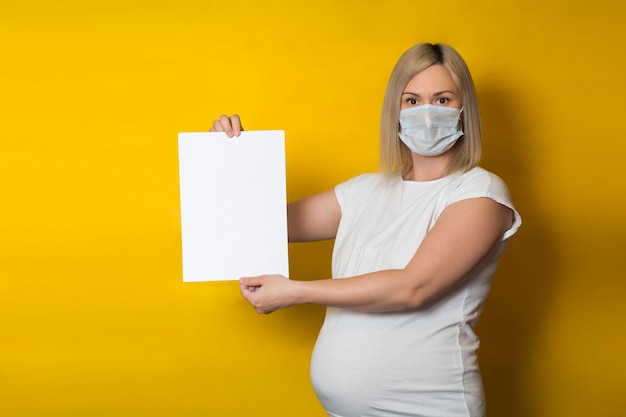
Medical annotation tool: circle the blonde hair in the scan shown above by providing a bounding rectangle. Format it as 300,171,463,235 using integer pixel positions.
379,43,482,176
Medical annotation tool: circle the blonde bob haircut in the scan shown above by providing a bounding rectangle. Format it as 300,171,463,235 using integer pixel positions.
379,43,482,177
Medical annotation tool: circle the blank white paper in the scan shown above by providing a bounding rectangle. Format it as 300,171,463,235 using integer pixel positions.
178,131,289,282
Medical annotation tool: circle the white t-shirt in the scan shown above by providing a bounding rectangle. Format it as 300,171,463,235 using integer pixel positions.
309,167,521,417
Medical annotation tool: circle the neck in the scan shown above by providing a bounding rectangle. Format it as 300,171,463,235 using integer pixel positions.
405,153,451,182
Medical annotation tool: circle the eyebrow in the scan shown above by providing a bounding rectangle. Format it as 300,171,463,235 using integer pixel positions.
401,90,456,96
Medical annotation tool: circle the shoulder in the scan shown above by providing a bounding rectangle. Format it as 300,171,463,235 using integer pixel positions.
449,167,512,200
337,173,386,187
335,172,388,194
446,167,521,239
334,173,395,206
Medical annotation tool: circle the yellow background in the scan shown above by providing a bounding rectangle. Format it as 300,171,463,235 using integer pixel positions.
1,1,625,416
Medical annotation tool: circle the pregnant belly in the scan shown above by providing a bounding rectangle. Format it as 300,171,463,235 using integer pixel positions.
309,312,482,417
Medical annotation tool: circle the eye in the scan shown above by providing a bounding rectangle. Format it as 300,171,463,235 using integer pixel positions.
435,97,449,105
406,98,418,106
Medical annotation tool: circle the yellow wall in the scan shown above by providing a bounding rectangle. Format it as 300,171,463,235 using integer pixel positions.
1,1,625,416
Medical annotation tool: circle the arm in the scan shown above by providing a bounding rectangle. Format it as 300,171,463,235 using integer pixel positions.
240,197,513,314
287,189,341,242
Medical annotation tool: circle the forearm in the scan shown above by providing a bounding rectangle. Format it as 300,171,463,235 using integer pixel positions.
289,270,428,313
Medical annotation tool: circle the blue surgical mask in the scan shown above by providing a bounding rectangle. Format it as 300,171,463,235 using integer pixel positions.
398,105,464,156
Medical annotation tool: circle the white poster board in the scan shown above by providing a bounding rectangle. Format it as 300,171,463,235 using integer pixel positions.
178,131,289,282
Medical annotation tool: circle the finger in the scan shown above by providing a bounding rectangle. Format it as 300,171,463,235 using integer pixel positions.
240,276,263,287
210,118,228,134
230,114,243,136
218,114,235,137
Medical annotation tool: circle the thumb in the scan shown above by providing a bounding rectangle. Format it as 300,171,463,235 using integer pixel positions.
240,276,263,287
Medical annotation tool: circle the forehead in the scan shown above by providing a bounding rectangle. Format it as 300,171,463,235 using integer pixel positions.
403,64,458,93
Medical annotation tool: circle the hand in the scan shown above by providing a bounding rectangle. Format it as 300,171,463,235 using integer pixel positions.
239,274,294,314
209,114,244,138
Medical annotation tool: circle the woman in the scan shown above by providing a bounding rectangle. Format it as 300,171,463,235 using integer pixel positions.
210,43,521,417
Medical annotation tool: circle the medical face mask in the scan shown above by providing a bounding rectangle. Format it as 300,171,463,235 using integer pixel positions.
398,105,464,156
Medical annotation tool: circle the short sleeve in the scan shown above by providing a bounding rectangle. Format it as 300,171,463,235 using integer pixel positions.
446,168,522,241
334,174,381,213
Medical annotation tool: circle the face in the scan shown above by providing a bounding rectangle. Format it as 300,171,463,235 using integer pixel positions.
400,64,462,110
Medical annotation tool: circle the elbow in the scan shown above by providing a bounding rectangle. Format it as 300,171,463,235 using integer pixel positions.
401,273,435,310
398,270,435,310
405,290,428,310
402,279,429,310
